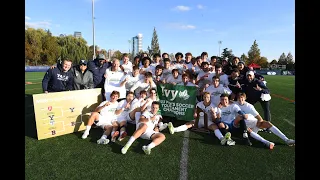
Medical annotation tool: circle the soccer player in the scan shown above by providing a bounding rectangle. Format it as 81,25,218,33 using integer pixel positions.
234,92,295,149
110,92,135,142
204,76,232,106
82,91,120,145
218,93,252,146
121,101,166,155
167,92,234,146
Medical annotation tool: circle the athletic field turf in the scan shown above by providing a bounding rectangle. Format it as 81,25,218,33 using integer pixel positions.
25,72,295,180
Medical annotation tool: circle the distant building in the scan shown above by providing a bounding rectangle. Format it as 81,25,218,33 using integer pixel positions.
107,49,115,59
74,31,82,38
131,33,143,57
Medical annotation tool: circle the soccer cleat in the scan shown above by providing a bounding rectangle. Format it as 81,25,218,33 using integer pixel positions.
266,142,275,150
220,132,231,145
121,145,130,154
285,139,295,146
111,131,119,142
226,139,236,146
142,145,151,155
159,123,168,131
118,131,127,142
265,128,272,133
243,132,249,138
82,131,89,139
168,122,175,134
97,138,110,145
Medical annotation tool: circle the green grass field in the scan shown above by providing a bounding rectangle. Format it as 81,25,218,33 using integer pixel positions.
25,72,295,180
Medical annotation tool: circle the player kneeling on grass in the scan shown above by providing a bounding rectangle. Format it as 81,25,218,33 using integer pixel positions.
82,90,120,145
167,92,235,146
110,92,135,142
121,101,165,155
235,92,295,149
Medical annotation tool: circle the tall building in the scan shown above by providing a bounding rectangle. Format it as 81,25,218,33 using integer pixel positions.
131,33,143,57
74,31,82,38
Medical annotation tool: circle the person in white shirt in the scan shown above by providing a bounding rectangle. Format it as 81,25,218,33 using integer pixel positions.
104,59,126,100
218,93,252,146
81,91,120,145
165,69,182,85
162,58,173,80
150,53,162,68
139,57,155,76
195,61,216,101
215,63,229,87
152,65,165,84
204,76,232,106
123,65,143,92
119,53,133,74
127,90,148,125
167,92,233,145
171,52,186,74
110,92,135,142
130,72,156,98
177,73,196,87
121,101,166,155
234,92,295,149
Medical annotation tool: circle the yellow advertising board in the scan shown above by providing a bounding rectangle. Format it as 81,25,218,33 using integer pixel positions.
32,88,102,140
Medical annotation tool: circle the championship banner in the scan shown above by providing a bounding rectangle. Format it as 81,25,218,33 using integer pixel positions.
32,88,102,140
157,84,197,121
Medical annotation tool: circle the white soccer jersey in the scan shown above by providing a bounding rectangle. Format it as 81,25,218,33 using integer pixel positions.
140,65,155,75
124,73,143,91
142,110,162,128
234,101,259,117
120,61,133,74
197,71,216,89
162,68,173,80
98,101,119,118
105,68,126,87
116,99,135,117
166,74,183,84
130,79,157,98
177,82,196,87
219,103,242,124
219,74,229,87
205,84,232,106
171,63,185,74
196,101,221,122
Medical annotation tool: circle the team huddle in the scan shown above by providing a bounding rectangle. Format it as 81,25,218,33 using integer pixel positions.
42,52,295,154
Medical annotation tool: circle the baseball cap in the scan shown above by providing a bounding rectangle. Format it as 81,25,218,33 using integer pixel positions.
247,71,255,76
96,54,106,60
79,60,87,65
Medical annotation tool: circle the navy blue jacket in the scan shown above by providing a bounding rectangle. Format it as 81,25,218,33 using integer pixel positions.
240,78,270,103
87,59,111,88
42,64,74,92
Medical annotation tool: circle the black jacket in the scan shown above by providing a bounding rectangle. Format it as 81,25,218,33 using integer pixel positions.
241,78,270,103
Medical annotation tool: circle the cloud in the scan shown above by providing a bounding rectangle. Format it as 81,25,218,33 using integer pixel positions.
25,16,31,20
25,17,52,29
167,23,196,30
197,4,205,9
195,28,228,36
172,5,191,11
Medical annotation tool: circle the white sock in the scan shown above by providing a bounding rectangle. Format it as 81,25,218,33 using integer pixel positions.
147,142,156,149
214,129,224,140
125,136,136,147
84,126,91,133
250,132,269,144
269,126,289,141
101,134,108,140
159,123,168,131
174,125,188,132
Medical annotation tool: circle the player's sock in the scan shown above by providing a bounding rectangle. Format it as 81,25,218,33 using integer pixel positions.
239,120,248,138
84,126,91,133
125,136,136,147
174,125,188,132
250,131,269,144
269,126,289,141
100,134,108,140
214,129,224,140
147,142,156,149
120,131,124,136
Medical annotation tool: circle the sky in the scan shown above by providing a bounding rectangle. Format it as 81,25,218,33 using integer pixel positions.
25,0,295,61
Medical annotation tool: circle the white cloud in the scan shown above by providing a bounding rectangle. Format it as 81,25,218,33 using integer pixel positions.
172,5,191,11
25,21,52,29
25,16,31,21
167,23,196,30
197,4,205,9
